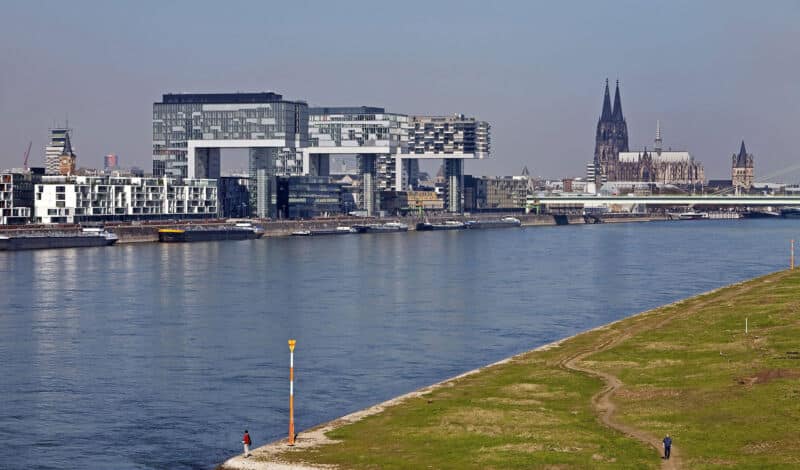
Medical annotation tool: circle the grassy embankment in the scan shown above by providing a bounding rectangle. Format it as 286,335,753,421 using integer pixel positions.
262,270,800,469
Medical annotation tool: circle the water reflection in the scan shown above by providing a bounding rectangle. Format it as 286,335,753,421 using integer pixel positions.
1,219,799,469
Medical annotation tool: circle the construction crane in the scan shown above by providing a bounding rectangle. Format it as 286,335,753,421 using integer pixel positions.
22,141,32,171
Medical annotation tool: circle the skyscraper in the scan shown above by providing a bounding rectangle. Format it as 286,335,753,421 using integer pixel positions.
45,128,76,175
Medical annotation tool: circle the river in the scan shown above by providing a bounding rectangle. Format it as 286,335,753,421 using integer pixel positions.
1,219,797,469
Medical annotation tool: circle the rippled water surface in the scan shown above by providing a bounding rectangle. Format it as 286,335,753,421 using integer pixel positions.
1,219,798,469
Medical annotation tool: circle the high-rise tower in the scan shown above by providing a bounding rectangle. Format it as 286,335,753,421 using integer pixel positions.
593,80,629,182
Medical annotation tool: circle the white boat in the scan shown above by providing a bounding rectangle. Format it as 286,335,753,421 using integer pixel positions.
678,211,709,220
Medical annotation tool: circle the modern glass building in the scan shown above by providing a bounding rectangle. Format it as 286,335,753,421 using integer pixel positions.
152,92,308,217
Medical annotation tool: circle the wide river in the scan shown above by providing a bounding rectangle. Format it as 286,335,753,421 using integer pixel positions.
1,219,798,469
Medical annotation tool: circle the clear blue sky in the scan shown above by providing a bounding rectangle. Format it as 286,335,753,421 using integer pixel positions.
1,0,798,179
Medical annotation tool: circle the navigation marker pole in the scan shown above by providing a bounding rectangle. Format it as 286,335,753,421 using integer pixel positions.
791,240,795,270
288,339,297,446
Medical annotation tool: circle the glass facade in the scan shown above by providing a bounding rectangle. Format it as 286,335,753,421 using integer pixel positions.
152,92,309,178
276,176,342,219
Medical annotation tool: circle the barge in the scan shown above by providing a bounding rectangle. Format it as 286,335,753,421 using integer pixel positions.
415,221,467,231
465,217,521,229
352,222,408,233
158,223,264,243
0,228,118,251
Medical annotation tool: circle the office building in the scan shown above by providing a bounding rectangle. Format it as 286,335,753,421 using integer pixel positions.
34,176,217,224
306,106,410,215
275,176,342,219
152,92,308,218
45,128,77,175
409,114,491,212
0,173,35,224
218,176,251,218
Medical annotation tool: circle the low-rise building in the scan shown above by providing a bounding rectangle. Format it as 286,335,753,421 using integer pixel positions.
275,176,342,219
0,173,36,224
34,176,217,224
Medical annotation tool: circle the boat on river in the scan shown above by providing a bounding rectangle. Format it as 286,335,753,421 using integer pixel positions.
0,228,118,251
677,211,709,220
158,223,264,242
352,222,408,233
465,217,522,229
416,220,467,231
780,207,800,218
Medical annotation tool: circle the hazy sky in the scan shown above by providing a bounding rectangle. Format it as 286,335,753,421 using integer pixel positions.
1,0,798,180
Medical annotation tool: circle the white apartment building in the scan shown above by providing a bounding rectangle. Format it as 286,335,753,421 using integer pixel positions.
34,176,217,224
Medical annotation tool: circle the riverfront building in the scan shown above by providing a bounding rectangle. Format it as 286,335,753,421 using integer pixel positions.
409,115,490,213
592,80,704,187
34,176,217,224
0,173,35,225
152,91,491,216
152,92,308,218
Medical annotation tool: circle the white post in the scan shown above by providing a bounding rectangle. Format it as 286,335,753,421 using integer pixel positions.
745,317,748,335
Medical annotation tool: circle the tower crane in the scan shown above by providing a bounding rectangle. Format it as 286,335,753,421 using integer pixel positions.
23,141,32,171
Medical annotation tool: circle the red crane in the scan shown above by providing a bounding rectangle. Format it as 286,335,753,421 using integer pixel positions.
23,141,32,171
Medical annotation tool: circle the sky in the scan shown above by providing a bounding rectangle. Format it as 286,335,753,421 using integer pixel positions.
1,0,798,180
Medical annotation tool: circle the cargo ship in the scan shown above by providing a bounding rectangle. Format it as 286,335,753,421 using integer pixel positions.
415,220,467,231
0,228,118,251
465,217,522,229
158,223,264,243
352,222,408,233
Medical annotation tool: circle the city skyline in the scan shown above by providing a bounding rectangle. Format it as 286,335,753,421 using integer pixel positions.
1,1,798,180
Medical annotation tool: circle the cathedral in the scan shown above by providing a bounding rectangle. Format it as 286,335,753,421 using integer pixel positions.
592,80,705,186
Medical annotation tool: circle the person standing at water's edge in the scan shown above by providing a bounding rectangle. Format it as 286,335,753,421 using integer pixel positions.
242,430,252,457
663,434,672,459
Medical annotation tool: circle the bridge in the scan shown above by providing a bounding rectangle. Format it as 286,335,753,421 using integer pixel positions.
531,195,800,207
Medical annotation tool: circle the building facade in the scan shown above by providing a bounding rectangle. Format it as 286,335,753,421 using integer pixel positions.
34,176,217,224
153,92,308,218
732,141,754,194
0,173,35,224
45,128,77,176
592,81,704,186
409,114,491,212
593,80,629,182
275,176,342,219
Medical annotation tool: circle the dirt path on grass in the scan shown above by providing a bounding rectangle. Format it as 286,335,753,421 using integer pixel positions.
561,272,787,469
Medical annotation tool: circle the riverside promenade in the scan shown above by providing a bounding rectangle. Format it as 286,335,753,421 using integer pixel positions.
220,269,800,469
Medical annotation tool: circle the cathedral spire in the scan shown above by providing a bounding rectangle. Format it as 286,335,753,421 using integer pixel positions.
600,79,612,121
612,80,624,122
654,120,662,153
739,140,747,158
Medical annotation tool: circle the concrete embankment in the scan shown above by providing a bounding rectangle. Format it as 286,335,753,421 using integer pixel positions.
218,269,799,469
0,213,669,245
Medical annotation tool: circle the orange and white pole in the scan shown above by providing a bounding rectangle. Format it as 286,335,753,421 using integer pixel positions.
288,339,296,446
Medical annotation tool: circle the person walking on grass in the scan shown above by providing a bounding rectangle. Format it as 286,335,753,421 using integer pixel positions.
663,434,672,460
242,430,252,458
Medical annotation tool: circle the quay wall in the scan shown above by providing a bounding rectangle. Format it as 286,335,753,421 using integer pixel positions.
0,213,670,244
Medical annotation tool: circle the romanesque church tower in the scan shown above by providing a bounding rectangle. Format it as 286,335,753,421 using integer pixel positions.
732,140,754,194
593,79,629,182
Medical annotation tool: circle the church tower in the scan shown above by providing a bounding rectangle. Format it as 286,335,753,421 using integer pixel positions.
594,79,629,182
732,140,754,194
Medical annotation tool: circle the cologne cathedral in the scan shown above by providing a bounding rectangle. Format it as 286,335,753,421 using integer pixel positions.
592,80,705,186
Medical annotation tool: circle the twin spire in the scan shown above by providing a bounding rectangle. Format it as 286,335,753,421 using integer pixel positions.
600,78,625,122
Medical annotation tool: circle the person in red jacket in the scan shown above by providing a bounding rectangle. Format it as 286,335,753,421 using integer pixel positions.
242,430,252,458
